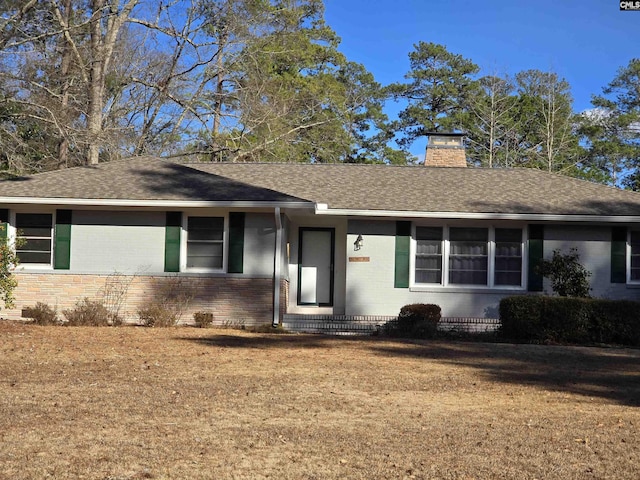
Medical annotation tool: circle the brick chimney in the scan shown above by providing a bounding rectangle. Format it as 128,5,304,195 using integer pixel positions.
424,133,467,167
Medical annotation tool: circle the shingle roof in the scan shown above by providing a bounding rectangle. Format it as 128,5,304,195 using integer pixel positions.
0,157,306,203
2,157,640,217
192,163,640,216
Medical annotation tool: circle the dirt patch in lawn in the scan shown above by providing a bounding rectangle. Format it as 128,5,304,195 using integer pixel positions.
1,322,639,479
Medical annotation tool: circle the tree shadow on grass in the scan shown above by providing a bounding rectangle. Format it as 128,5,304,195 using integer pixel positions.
176,332,373,350
371,340,640,407
177,332,640,407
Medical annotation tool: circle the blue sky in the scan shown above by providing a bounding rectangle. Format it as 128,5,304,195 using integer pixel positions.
323,0,640,156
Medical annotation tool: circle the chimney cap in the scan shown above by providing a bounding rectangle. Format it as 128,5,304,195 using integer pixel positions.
427,133,465,148
425,131,465,137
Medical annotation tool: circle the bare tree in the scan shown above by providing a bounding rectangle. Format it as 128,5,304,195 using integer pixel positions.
467,74,521,168
1,0,390,169
1,0,140,167
84,0,138,164
514,70,580,172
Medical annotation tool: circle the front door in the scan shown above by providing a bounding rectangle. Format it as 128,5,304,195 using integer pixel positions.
298,228,334,306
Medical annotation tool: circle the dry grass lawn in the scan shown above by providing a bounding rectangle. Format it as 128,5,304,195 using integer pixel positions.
0,322,639,479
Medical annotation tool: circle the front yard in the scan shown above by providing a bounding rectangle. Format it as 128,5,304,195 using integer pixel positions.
0,322,638,479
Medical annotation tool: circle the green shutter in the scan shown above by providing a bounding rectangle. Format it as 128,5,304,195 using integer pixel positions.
394,221,411,288
54,209,72,270
228,212,245,274
0,209,8,244
164,212,181,273
611,227,627,283
527,224,544,292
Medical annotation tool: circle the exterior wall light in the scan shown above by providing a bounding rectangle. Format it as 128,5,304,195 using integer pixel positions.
354,234,364,251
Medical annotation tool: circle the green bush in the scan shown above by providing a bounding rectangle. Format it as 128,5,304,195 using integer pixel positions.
0,233,22,310
193,311,214,328
385,303,441,338
63,298,120,326
498,296,544,341
588,299,616,344
542,297,591,343
23,302,59,326
499,295,640,346
537,248,591,298
589,300,640,345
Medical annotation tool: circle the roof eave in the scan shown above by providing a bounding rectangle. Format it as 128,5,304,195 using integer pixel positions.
0,197,315,209
315,206,640,223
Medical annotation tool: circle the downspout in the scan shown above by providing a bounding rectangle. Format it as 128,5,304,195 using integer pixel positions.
273,207,282,327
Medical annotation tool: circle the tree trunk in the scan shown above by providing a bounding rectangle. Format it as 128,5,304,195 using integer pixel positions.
85,0,138,165
210,31,228,162
86,0,105,165
57,0,72,168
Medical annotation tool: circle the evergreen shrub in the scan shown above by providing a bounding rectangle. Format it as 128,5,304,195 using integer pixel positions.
499,296,640,346
385,303,441,338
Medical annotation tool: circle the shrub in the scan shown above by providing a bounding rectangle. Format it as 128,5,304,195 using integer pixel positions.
537,248,591,298
246,323,290,334
138,304,178,327
193,312,214,328
542,297,591,343
99,272,134,322
63,298,120,326
0,233,22,310
589,300,640,345
499,295,640,346
386,303,441,338
138,276,197,327
498,296,544,341
500,296,591,343
23,302,59,325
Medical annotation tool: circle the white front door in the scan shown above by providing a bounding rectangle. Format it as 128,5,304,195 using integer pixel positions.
298,228,334,306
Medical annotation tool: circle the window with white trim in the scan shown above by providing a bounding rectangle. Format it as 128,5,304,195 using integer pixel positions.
414,225,523,287
186,216,224,270
449,227,488,285
15,213,53,265
494,228,524,286
415,227,443,284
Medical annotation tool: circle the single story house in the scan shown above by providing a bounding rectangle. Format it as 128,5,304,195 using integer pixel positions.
2,144,640,327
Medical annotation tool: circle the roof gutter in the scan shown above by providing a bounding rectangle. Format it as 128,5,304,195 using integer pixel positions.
0,197,315,209
5,197,637,223
314,205,640,223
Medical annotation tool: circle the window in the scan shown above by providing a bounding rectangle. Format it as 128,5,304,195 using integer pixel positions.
495,228,523,286
15,213,53,264
414,225,523,288
449,228,488,285
186,217,224,270
630,231,640,281
415,227,442,284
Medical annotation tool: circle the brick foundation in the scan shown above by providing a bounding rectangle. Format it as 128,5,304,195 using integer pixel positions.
4,273,275,326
